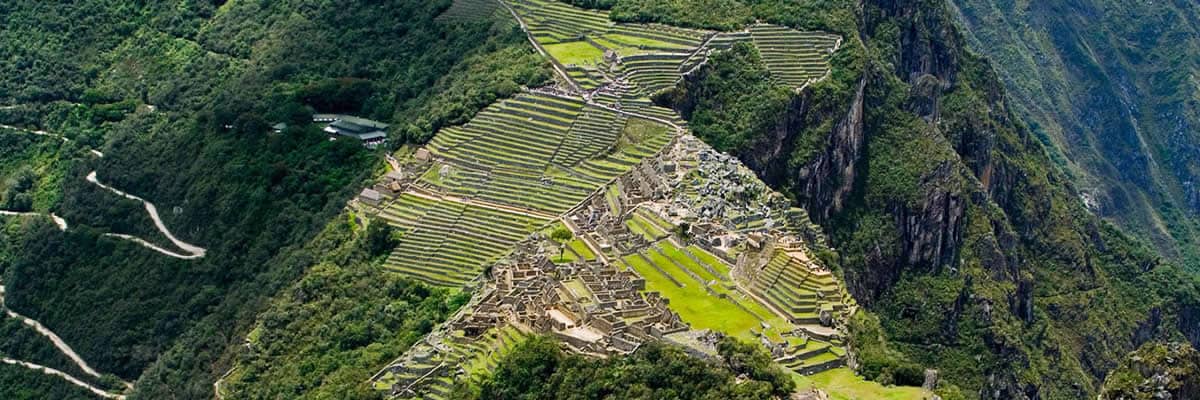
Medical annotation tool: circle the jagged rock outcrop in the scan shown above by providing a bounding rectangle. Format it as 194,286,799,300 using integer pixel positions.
1099,342,1200,400
664,0,1200,397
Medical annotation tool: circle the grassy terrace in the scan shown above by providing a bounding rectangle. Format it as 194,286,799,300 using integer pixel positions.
657,242,729,283
506,0,708,93
421,93,673,214
793,368,930,400
615,95,689,128
551,105,625,167
748,24,839,88
571,117,673,183
544,40,605,66
428,93,582,171
385,102,671,287
620,52,691,94
377,193,549,287
751,249,850,324
509,0,611,43
620,250,765,340
613,220,847,373
508,0,840,95
626,208,670,241
380,324,528,400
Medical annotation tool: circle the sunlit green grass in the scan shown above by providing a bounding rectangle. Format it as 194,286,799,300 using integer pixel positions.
603,33,693,50
544,40,605,66
621,253,761,340
792,368,929,400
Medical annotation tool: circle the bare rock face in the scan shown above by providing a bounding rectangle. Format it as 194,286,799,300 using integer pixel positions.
923,368,939,391
786,79,868,223
895,162,965,273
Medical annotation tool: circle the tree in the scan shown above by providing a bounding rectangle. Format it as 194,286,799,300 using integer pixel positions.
717,337,795,397
550,227,573,261
362,218,397,257
674,222,692,243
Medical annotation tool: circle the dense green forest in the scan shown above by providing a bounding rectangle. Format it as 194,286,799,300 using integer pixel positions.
0,366,98,400
220,216,466,398
454,336,794,400
0,0,549,398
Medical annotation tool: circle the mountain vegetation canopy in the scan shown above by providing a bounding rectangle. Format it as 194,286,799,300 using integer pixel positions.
0,0,1198,399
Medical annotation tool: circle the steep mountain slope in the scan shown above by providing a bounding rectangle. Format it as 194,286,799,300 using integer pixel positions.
0,1,550,398
947,0,1200,265
2,0,1198,399
658,0,1200,397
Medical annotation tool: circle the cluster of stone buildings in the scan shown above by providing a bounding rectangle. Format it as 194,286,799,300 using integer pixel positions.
372,131,854,396
452,240,687,355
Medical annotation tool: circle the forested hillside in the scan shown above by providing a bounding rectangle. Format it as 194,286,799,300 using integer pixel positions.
3,0,1199,399
0,0,549,398
947,0,1200,266
454,336,794,399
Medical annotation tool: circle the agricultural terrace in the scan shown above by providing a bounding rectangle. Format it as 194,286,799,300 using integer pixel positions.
504,0,840,94
505,0,706,92
422,92,673,214
748,24,840,88
374,324,527,400
618,228,847,373
750,248,855,325
375,193,550,287
615,232,784,338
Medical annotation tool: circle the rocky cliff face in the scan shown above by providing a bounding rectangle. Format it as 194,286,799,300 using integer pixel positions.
1099,342,1200,400
668,0,1200,397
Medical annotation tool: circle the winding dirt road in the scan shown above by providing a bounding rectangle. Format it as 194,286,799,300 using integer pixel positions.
1,358,125,399
0,282,132,386
0,210,68,231
86,171,207,259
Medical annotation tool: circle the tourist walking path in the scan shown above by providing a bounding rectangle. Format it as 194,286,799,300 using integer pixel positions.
1,128,199,260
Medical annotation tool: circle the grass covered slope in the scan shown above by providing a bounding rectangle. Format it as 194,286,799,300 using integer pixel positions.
1099,341,1200,399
